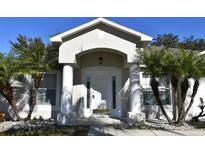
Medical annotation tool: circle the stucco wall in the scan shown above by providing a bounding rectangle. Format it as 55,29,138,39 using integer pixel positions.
185,78,205,120
0,73,62,120
139,77,205,121
121,68,130,117
78,50,124,68
59,26,140,64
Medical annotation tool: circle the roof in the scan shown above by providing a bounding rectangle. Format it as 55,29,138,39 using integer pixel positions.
50,18,153,42
147,46,200,53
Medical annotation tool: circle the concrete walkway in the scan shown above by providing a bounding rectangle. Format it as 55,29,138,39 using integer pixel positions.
88,126,205,136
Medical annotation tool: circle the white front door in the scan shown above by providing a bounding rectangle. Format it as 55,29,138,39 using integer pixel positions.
93,72,110,109
82,66,122,117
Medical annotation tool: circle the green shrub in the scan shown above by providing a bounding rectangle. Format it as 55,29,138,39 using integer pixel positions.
93,109,110,115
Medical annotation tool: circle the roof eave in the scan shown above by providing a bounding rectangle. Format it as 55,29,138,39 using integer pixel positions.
50,17,153,42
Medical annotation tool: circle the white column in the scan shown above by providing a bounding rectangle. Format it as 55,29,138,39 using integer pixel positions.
129,64,141,112
128,63,144,123
61,65,73,114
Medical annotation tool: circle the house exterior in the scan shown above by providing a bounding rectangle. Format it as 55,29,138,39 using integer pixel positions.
0,17,205,124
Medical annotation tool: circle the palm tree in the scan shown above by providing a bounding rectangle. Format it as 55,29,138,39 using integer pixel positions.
11,35,58,120
0,51,23,121
139,48,173,124
164,49,193,122
141,47,205,124
165,49,205,123
179,51,205,121
163,51,180,121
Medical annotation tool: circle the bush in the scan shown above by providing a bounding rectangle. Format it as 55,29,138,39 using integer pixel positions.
93,109,110,115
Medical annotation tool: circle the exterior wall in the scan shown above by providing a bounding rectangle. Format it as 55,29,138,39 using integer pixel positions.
59,27,140,64
72,84,87,117
77,50,123,68
0,71,62,120
0,79,34,119
121,68,130,117
185,78,205,120
135,74,205,121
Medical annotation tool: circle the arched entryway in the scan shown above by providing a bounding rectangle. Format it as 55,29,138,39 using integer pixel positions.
73,48,128,118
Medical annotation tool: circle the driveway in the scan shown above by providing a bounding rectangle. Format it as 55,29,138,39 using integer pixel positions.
88,125,205,136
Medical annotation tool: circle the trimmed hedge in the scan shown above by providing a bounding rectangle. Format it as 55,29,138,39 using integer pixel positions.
93,109,110,115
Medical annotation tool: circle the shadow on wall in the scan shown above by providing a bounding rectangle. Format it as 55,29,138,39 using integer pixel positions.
72,97,84,118
61,89,85,118
142,105,161,120
120,79,130,117
119,73,173,120
0,86,30,120
56,96,85,125
0,76,55,120
129,69,145,115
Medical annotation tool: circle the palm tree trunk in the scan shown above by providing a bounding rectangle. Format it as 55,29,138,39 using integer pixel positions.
26,75,43,120
176,77,183,123
177,78,189,123
0,86,22,121
26,88,38,120
180,79,199,121
171,77,178,121
150,77,173,124
181,78,189,103
10,98,22,121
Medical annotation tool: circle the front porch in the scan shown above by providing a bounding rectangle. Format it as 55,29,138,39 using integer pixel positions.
57,49,144,124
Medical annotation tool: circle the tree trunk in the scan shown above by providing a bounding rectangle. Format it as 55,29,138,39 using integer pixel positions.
26,88,38,120
171,77,178,121
176,77,184,124
10,98,22,121
180,79,199,121
0,86,22,121
181,78,189,103
150,77,173,124
26,74,43,120
177,78,189,122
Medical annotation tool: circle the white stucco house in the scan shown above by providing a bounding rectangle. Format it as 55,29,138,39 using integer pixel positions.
0,17,205,124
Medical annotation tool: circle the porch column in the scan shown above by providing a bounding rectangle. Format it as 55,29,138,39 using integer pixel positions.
57,64,73,125
128,63,145,123
61,65,73,113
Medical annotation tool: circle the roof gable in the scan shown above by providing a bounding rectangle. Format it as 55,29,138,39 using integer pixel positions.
50,18,153,42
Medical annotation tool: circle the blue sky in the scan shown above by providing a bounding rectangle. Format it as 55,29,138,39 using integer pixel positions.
1,17,205,53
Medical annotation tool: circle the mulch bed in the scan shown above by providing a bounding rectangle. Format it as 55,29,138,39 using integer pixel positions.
0,120,89,136
113,120,205,131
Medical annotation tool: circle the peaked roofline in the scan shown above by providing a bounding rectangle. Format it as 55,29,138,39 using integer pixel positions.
50,17,153,42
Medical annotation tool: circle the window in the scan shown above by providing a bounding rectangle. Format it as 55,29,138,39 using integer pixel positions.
39,74,57,105
112,76,116,109
86,76,91,108
141,72,170,105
